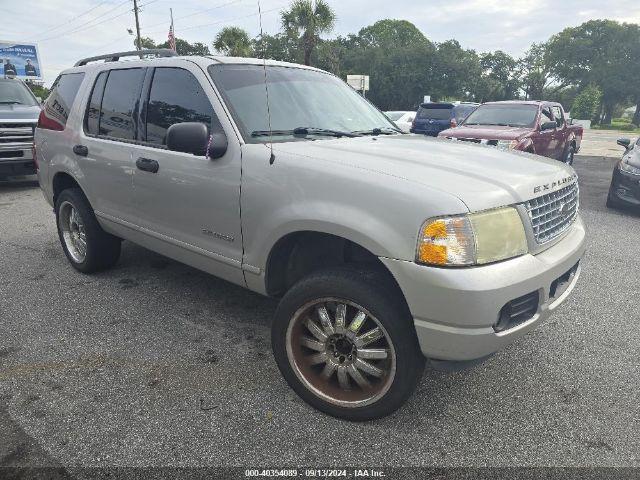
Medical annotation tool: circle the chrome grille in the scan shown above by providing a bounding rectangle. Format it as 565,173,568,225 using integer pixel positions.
0,124,35,144
0,122,36,161
525,181,579,244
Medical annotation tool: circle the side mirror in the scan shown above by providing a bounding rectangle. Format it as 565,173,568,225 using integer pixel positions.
166,122,228,159
617,138,631,149
540,121,557,131
568,118,574,125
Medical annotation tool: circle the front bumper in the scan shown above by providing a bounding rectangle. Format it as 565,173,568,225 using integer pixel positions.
609,167,640,207
381,215,586,361
0,158,36,176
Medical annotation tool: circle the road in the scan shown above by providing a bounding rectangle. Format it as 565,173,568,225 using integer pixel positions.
579,128,639,157
0,154,639,471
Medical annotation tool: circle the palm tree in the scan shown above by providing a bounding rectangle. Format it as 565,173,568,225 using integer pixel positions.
281,0,336,66
213,27,253,57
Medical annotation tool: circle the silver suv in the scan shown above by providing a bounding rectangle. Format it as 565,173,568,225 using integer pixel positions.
36,50,585,420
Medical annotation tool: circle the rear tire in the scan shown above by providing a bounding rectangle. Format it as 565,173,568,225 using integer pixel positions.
55,188,121,273
271,266,425,421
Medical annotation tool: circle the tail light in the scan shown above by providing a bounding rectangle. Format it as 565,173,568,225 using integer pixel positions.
450,118,458,128
37,109,64,131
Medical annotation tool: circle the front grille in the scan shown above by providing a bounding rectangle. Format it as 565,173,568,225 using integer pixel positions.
525,181,579,244
0,123,36,144
495,291,539,332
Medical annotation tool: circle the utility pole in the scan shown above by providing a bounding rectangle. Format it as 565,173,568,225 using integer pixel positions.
133,0,142,51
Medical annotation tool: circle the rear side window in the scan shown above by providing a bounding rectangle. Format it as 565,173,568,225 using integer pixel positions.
145,67,215,145
41,72,85,130
85,71,108,135
417,105,452,120
99,68,145,140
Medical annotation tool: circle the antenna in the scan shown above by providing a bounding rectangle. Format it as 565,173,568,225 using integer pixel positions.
257,0,275,165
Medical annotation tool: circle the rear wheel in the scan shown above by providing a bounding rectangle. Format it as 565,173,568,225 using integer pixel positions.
55,188,121,273
272,267,424,421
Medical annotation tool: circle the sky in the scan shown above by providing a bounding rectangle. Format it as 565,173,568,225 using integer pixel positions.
3,0,640,86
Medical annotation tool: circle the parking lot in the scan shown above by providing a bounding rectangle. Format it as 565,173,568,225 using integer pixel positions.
0,152,639,470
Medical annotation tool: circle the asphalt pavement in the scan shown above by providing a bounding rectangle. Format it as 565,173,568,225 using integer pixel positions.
0,154,639,470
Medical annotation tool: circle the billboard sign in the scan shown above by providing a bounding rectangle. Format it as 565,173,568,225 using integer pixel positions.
0,41,42,79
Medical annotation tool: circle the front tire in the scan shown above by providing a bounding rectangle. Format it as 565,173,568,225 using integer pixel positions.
563,144,575,165
55,188,121,273
272,267,425,421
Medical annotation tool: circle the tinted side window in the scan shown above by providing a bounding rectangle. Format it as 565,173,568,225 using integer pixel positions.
146,68,215,145
99,68,145,140
85,71,108,135
416,106,452,120
41,72,85,130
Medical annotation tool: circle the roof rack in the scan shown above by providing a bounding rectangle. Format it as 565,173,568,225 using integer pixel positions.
74,49,178,67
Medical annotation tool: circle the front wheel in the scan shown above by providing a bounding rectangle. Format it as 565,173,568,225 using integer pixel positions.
563,144,575,165
272,267,425,421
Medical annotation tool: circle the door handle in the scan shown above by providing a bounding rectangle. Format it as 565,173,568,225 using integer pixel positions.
73,144,88,157
136,157,159,173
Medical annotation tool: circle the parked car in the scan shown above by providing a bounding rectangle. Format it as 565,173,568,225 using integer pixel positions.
0,77,41,179
385,111,415,133
36,50,585,421
439,101,583,164
607,137,640,209
410,102,478,136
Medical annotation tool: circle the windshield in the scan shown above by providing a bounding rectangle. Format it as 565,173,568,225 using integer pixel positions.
386,111,405,121
463,104,538,127
0,79,39,106
208,64,397,142
416,105,453,120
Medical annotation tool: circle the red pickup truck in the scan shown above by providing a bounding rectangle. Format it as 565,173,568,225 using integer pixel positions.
438,101,583,164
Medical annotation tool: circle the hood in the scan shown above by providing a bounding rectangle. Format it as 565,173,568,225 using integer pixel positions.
439,124,532,141
0,104,41,121
273,135,575,211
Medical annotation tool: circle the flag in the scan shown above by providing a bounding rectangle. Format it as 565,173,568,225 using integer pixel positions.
168,21,176,52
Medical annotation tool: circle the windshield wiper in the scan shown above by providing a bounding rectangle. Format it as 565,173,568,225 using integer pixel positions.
352,127,401,136
0,101,23,105
251,127,359,138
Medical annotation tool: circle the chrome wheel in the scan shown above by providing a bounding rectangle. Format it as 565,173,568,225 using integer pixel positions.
59,201,87,263
286,298,396,408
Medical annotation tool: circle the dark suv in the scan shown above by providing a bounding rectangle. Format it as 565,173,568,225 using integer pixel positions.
410,102,478,136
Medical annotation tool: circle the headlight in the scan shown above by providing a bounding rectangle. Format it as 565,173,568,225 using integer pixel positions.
620,160,640,175
416,207,528,267
496,140,518,150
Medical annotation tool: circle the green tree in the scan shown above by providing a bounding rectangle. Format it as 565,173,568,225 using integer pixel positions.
281,0,336,66
25,82,49,101
355,19,430,50
545,20,639,124
571,85,602,121
479,50,520,101
516,43,554,100
135,37,210,56
252,33,301,63
214,27,253,57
